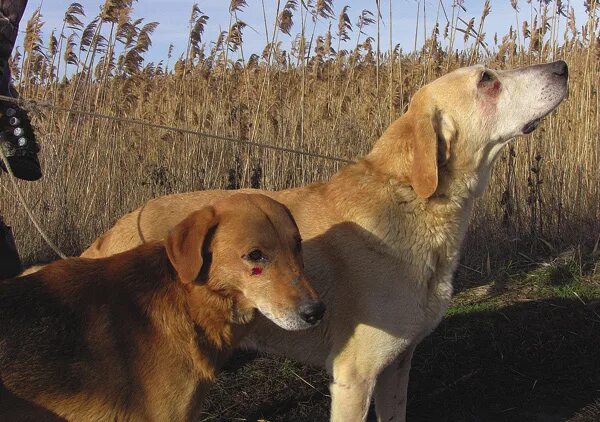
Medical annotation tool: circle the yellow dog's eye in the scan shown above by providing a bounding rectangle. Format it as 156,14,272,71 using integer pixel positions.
479,70,494,84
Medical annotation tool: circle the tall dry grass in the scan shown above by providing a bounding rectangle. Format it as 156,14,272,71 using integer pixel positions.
1,0,598,275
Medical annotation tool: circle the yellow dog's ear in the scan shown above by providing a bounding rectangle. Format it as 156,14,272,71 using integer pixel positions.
409,107,454,198
166,206,219,284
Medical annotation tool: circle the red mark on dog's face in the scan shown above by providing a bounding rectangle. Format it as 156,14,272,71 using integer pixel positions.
478,73,501,116
484,79,501,97
479,76,501,98
251,267,263,276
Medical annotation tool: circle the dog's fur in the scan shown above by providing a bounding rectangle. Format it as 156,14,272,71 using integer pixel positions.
0,193,322,421
82,61,569,421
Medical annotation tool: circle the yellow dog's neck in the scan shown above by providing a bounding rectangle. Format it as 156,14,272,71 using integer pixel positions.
323,148,477,288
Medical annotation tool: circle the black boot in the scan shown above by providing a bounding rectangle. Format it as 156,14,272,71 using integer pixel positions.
0,58,41,181
0,216,22,279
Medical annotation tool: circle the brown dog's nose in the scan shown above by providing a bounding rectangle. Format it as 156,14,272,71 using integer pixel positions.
552,60,568,78
299,301,326,325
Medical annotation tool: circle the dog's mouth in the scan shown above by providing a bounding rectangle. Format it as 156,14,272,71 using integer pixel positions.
521,74,568,136
522,118,541,134
258,307,321,330
521,97,564,135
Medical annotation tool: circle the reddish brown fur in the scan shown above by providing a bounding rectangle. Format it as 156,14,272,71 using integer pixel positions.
0,194,320,421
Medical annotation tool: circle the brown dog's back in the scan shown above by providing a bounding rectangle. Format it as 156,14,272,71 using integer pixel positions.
0,272,91,398
0,244,192,420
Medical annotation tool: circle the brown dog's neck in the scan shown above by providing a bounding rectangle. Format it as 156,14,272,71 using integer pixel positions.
139,247,251,380
99,244,248,384
185,284,250,348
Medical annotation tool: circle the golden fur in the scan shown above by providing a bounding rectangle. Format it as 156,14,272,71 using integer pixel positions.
82,61,568,421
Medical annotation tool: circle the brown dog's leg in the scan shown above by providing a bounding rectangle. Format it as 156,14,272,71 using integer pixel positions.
0,214,22,279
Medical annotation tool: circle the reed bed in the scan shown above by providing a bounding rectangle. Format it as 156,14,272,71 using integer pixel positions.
1,0,598,276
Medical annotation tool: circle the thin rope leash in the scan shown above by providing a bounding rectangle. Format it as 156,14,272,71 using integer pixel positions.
0,93,357,260
0,94,356,165
0,146,67,259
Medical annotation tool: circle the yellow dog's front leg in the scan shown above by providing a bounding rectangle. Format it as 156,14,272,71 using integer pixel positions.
373,344,416,422
329,359,377,422
327,326,405,422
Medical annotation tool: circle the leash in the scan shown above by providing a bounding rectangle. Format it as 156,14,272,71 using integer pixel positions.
0,95,356,165
0,93,357,260
0,145,67,259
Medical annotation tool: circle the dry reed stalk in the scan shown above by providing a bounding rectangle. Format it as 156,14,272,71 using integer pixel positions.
0,0,597,274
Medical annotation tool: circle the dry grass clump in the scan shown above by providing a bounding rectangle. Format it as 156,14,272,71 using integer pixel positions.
0,0,598,275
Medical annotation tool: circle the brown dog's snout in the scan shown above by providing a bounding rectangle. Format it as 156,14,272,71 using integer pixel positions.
298,300,326,325
551,60,568,78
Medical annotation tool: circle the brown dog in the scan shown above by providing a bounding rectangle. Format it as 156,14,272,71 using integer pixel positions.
0,193,323,421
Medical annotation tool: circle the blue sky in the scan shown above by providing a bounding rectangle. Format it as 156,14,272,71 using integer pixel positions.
18,1,589,64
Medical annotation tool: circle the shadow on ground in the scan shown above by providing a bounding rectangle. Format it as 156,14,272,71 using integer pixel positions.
201,297,600,421
406,297,600,422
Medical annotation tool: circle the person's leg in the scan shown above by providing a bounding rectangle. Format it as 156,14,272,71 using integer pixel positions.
0,1,37,278
0,0,28,60
0,0,41,181
0,215,22,279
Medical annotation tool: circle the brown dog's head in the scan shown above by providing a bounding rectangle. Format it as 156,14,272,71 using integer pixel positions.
165,193,324,330
375,60,568,198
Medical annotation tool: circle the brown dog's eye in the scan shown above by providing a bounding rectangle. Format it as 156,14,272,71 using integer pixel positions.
246,249,266,262
479,70,493,84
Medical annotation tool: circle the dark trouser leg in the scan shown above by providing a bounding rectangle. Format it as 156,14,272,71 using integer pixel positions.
0,1,29,278
0,215,22,279
0,0,27,92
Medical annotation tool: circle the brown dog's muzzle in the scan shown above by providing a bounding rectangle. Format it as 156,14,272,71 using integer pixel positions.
298,300,326,325
291,274,325,325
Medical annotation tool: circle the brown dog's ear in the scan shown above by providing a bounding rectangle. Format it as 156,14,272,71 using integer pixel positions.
410,107,454,199
165,206,219,284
